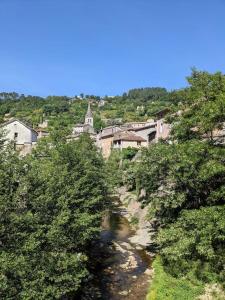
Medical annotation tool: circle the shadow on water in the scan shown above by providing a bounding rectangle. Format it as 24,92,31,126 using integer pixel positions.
101,209,134,243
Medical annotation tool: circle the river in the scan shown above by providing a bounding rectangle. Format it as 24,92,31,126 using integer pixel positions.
98,204,152,300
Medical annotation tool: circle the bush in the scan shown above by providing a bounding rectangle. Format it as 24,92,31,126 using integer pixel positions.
147,257,204,300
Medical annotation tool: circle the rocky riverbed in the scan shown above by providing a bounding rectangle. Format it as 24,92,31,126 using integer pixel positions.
99,204,154,300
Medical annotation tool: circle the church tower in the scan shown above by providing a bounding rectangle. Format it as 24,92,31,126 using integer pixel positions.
85,102,94,127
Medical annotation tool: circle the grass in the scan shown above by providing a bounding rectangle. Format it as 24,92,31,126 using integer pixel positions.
130,216,139,226
146,257,204,300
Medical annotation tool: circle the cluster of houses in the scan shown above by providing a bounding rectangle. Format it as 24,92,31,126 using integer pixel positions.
97,116,170,158
0,102,171,157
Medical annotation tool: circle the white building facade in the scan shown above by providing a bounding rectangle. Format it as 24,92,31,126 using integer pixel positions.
1,119,38,155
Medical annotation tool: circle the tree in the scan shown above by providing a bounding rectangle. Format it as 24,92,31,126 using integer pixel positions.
0,135,107,299
135,70,225,285
171,69,225,142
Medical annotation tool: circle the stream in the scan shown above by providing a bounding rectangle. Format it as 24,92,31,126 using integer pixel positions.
98,204,152,300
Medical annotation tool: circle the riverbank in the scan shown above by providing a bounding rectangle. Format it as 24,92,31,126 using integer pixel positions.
146,257,204,300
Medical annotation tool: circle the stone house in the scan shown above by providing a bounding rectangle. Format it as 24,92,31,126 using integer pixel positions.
36,128,49,139
127,123,156,144
1,118,38,155
98,122,158,158
97,126,122,158
113,131,147,150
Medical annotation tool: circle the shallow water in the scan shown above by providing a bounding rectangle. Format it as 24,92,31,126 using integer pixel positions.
99,207,152,300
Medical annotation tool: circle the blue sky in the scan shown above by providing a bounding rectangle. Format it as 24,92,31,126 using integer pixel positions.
0,0,225,97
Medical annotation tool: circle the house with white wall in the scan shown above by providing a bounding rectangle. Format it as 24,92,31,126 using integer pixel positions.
1,119,38,155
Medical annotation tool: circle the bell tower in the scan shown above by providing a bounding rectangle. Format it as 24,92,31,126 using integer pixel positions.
85,102,93,127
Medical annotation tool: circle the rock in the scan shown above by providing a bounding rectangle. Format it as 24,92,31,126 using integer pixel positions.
132,275,137,279
120,254,138,269
119,290,129,296
120,242,133,250
138,188,146,200
144,268,153,276
135,244,143,250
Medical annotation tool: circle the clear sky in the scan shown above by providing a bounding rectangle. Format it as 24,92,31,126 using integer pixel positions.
0,0,225,97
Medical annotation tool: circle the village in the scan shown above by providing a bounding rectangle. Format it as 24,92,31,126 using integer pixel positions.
0,101,171,157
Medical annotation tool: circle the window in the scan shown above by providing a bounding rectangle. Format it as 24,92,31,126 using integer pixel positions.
14,132,18,141
137,141,141,146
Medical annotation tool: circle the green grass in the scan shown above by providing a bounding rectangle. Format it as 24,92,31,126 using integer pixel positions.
146,257,204,300
130,216,139,226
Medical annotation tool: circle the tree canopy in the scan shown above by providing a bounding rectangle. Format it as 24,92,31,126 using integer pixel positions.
0,134,107,299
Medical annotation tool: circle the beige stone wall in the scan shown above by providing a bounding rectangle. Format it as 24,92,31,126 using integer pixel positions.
156,119,171,141
99,136,113,158
113,140,148,150
16,143,35,156
122,140,147,148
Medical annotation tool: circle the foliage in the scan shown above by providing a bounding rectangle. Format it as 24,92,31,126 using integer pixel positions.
158,206,225,281
137,140,225,281
146,257,204,300
105,150,123,189
127,87,168,102
130,216,139,227
121,147,138,160
0,134,107,299
171,69,225,141
137,70,225,293
137,141,225,223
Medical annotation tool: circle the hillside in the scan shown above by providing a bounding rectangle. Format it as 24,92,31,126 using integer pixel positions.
0,87,183,133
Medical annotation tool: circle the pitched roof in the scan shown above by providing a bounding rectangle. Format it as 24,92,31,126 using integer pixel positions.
1,118,38,135
113,131,146,142
128,124,156,132
99,126,122,139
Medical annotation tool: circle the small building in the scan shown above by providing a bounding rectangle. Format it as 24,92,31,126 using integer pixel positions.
98,99,105,107
97,126,122,158
113,131,147,150
69,102,96,141
36,128,49,139
38,119,49,129
72,123,95,135
127,123,156,144
1,118,38,155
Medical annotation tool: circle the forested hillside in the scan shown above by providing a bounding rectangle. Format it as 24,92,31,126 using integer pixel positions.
0,86,182,133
